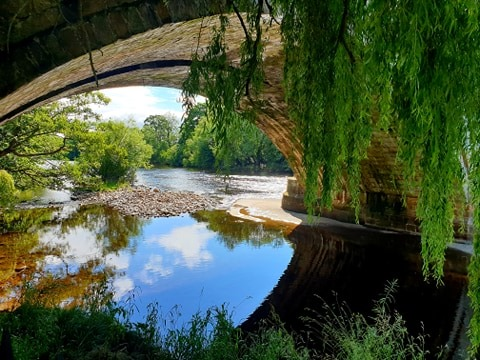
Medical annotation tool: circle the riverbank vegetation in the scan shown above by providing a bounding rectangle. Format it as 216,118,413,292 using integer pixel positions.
0,281,429,359
141,103,291,173
0,281,309,360
303,280,429,359
0,93,153,203
0,92,289,208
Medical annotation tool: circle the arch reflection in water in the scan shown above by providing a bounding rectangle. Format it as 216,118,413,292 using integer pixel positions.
242,219,470,359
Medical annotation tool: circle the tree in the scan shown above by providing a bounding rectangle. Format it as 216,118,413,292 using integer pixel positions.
176,103,290,172
180,0,480,353
0,170,15,207
182,116,216,169
174,103,207,166
72,119,153,187
142,113,179,166
213,113,290,172
0,92,109,190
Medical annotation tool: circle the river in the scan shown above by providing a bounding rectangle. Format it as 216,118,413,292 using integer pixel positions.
0,168,471,358
1,169,293,325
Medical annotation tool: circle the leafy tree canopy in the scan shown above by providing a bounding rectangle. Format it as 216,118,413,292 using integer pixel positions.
176,103,290,172
71,119,153,187
0,92,109,191
142,113,179,166
179,0,480,353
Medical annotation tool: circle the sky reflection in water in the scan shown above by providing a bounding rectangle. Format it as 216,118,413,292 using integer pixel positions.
35,207,293,325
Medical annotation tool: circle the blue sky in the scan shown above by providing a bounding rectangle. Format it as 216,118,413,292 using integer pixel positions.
93,86,193,127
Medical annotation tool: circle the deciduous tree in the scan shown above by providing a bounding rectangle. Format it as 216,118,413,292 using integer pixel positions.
0,92,109,191
72,119,152,187
142,113,179,166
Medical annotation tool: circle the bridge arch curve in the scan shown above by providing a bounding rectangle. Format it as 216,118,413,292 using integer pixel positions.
0,4,304,180
0,1,451,235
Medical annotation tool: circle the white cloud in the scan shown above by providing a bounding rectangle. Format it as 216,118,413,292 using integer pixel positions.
106,252,130,270
138,254,173,285
39,227,102,266
137,223,213,286
112,276,135,301
93,86,185,126
146,223,213,269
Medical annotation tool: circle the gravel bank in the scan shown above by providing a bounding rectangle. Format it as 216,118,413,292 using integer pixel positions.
79,187,217,218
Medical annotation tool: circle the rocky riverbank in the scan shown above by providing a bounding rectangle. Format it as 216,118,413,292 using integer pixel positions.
78,187,217,218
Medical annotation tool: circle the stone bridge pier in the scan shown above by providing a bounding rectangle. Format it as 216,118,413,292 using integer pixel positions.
0,0,470,237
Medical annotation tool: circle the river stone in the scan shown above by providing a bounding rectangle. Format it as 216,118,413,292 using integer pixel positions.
79,187,216,218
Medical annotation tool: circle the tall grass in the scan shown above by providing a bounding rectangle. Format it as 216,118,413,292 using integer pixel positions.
0,282,310,360
0,279,433,359
303,280,430,360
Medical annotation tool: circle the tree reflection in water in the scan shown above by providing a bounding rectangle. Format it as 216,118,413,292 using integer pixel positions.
192,210,293,250
0,206,291,318
0,205,145,310
1,204,469,357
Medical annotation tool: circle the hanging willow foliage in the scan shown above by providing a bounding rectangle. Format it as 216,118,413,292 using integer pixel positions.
181,0,480,354
182,0,264,148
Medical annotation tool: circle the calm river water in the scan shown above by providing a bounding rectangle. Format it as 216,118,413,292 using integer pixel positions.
0,168,472,358
1,169,292,324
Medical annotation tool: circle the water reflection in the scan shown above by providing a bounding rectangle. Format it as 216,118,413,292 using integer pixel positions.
0,204,470,357
0,205,293,325
192,210,288,249
242,220,470,358
145,222,214,269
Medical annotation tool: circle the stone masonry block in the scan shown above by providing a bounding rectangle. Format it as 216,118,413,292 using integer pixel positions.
138,3,162,28
108,11,130,39
90,14,116,46
43,33,70,66
125,7,147,35
58,26,86,58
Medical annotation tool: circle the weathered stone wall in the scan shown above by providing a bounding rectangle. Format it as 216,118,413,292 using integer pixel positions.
0,1,175,100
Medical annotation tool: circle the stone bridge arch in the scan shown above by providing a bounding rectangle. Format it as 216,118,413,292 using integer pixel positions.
0,1,303,177
0,1,457,235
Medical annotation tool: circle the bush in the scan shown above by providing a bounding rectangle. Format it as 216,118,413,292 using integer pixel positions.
0,170,15,207
0,294,310,360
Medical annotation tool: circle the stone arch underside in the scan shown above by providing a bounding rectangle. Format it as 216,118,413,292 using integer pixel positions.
0,6,305,186
1,1,465,235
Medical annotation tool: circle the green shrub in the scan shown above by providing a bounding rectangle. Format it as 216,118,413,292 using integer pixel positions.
0,297,309,359
0,170,15,207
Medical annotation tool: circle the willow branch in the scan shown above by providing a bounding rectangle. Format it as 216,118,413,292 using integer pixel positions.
337,0,355,64
78,1,99,87
230,1,252,43
244,0,264,97
265,0,280,25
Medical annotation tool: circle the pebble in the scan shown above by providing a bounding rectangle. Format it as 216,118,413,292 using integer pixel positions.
79,187,217,218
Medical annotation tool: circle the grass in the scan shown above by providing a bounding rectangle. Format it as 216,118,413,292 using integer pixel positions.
302,280,430,360
0,280,433,359
0,282,310,360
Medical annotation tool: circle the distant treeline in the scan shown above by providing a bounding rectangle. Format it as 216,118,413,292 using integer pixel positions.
142,103,292,174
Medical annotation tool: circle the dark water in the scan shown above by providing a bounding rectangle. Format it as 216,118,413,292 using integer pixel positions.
243,220,470,358
0,168,471,357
